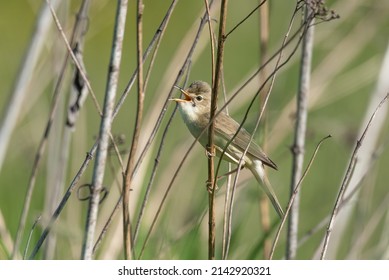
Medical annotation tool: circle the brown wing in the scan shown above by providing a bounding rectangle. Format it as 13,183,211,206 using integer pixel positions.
215,111,278,170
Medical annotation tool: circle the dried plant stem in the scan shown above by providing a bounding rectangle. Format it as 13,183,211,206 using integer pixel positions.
46,0,100,116
133,107,177,243
220,1,305,259
23,216,41,260
258,0,271,259
112,0,178,120
207,0,228,260
12,0,88,259
29,0,177,259
320,92,389,260
81,0,128,260
0,0,61,173
29,147,95,259
133,66,191,245
138,4,214,258
287,4,315,260
225,0,266,38
122,0,144,260
93,1,179,254
204,0,216,84
220,75,233,260
315,36,389,259
48,0,129,169
45,1,91,260
139,6,304,258
269,135,331,259
299,143,383,250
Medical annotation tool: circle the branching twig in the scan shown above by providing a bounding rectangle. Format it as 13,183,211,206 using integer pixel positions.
320,92,389,260
270,135,331,259
291,137,386,251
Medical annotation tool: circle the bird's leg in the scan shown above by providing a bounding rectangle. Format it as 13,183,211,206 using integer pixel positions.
205,145,216,158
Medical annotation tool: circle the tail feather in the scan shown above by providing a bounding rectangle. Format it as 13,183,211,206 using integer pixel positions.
248,161,284,219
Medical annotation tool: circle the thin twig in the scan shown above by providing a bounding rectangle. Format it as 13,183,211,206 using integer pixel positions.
81,0,128,260
204,0,216,85
92,1,179,255
29,148,95,259
133,64,191,245
297,142,385,251
220,1,305,259
320,92,389,260
112,0,178,120
269,135,331,259
225,0,267,38
205,0,228,260
48,0,131,172
23,216,41,260
30,0,178,259
47,0,125,170
207,0,228,260
140,0,307,259
122,0,144,260
258,0,271,259
137,3,215,258
46,0,101,116
220,71,233,260
44,1,91,260
12,0,88,259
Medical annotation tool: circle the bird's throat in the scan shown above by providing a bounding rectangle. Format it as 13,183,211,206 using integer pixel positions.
177,103,208,140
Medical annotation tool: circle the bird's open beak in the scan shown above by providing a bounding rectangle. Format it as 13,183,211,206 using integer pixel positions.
170,85,192,102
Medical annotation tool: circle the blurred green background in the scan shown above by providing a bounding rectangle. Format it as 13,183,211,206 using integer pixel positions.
1,0,389,260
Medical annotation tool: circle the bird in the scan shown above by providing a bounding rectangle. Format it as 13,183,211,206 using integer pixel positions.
171,80,284,218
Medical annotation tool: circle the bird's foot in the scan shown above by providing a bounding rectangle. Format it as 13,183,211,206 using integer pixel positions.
205,145,215,158
205,180,219,193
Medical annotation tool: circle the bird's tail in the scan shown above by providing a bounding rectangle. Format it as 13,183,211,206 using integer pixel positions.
248,161,284,219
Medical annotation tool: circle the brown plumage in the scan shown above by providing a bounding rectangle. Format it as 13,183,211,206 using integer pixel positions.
172,81,284,218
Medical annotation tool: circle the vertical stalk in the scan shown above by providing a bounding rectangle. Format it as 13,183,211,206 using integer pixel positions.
286,5,314,259
208,0,228,260
258,0,271,259
122,0,144,260
0,0,61,174
81,0,128,260
10,0,62,259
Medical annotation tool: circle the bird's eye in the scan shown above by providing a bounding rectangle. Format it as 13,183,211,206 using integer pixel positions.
195,95,203,102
